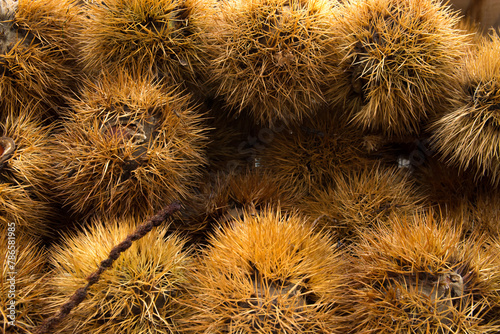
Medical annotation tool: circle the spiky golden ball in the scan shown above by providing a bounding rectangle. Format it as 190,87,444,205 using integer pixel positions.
300,163,425,242
182,209,348,333
0,0,80,117
51,70,207,220
1,110,55,237
258,112,370,195
430,31,500,185
48,217,192,333
1,110,55,197
77,0,214,90
207,0,338,126
345,213,500,333
330,0,467,135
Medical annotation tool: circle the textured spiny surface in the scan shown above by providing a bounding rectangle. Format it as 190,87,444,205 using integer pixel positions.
300,163,425,242
208,0,338,126
0,182,53,238
0,109,55,237
47,214,189,333
182,209,348,333
0,227,50,333
50,70,207,220
175,168,298,243
329,0,467,136
258,112,370,195
77,0,214,90
1,109,55,198
444,186,500,239
0,0,80,117
345,213,500,333
430,31,500,185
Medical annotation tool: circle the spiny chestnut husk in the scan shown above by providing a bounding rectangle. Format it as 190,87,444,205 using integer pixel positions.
410,155,500,238
0,226,50,333
329,0,467,136
174,167,299,243
430,30,500,186
77,0,215,96
0,109,55,237
1,109,55,199
207,0,338,126
181,208,349,333
445,186,500,239
258,111,371,196
299,163,426,243
0,0,80,117
50,69,208,220
47,217,192,333
345,213,500,333
0,182,53,238
463,188,500,237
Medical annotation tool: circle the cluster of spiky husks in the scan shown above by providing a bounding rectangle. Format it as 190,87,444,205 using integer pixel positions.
430,31,500,186
258,112,370,195
330,0,467,136
181,208,348,333
345,213,500,333
225,167,298,212
47,217,191,333
208,0,337,126
0,109,55,237
50,70,207,220
299,163,425,243
0,226,50,333
0,0,80,117
77,0,214,90
4,0,500,333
